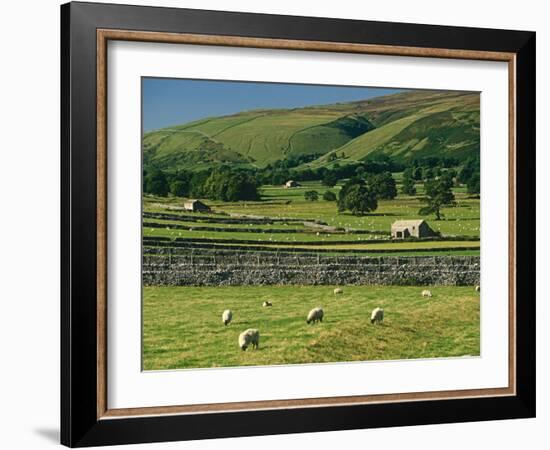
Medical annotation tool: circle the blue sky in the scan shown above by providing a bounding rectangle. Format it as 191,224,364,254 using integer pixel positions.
142,78,403,132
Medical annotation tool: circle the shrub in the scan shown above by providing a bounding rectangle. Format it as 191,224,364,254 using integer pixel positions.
304,190,319,202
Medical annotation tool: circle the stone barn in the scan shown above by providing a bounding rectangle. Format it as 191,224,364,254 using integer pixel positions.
183,199,210,212
284,180,300,188
391,219,435,239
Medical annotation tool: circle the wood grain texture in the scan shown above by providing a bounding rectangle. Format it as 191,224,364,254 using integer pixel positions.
508,56,517,393
97,30,108,419
97,29,515,61
95,28,516,420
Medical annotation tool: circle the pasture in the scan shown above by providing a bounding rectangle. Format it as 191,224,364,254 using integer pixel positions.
142,285,480,370
142,179,480,257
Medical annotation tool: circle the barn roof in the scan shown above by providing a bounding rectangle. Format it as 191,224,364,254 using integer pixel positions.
391,219,427,229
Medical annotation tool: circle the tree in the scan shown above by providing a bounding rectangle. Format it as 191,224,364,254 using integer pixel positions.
322,172,339,187
401,168,417,196
370,171,397,200
458,157,480,184
466,171,480,195
322,191,337,201
188,170,210,197
338,180,377,216
423,167,434,181
418,176,456,220
355,165,366,179
304,190,319,202
169,170,190,197
204,169,260,201
225,172,260,201
170,180,188,197
144,169,169,196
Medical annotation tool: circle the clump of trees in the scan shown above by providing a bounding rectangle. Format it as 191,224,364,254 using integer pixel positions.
459,157,480,195
321,172,339,187
144,168,169,197
143,166,259,202
370,171,397,200
338,178,378,216
304,190,319,202
203,169,260,201
418,173,456,220
323,191,337,201
401,168,417,195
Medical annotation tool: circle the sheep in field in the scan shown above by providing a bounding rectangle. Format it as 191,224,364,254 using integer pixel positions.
238,329,260,351
334,288,343,295
475,285,480,292
263,301,273,307
421,289,433,298
222,309,233,326
306,307,324,324
371,307,384,325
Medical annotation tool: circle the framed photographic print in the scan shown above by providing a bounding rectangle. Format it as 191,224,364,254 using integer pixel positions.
61,1,536,447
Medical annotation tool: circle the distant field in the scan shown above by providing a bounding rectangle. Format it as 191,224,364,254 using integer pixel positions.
143,285,480,370
143,178,480,257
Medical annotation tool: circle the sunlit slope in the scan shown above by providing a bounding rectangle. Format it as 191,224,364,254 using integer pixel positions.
142,90,479,171
308,94,479,167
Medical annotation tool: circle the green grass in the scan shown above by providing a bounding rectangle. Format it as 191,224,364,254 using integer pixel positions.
145,184,480,238
143,90,480,171
143,285,480,370
143,179,480,257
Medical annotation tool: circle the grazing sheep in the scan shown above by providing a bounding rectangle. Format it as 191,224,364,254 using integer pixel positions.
421,289,433,298
306,307,324,324
334,288,343,295
475,285,480,292
263,301,273,307
371,307,384,325
238,329,260,351
222,309,233,326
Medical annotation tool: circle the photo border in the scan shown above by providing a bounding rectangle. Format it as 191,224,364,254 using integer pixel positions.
99,26,515,417
61,2,535,446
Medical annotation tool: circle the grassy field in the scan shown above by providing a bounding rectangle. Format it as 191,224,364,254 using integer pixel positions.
143,178,480,257
143,285,480,370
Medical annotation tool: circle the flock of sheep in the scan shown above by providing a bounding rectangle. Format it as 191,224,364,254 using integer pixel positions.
223,285,480,351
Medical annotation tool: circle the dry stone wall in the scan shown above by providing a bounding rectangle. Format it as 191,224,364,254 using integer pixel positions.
142,249,479,286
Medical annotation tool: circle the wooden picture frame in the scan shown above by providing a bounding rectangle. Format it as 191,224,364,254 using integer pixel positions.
61,1,535,447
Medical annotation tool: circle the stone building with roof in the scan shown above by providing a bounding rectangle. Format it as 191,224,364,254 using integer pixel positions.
391,219,436,239
183,199,210,212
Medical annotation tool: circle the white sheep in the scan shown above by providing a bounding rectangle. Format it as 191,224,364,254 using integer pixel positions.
475,285,480,292
306,307,324,324
422,289,433,298
334,288,343,295
371,307,384,325
222,309,233,326
263,301,273,307
238,328,260,351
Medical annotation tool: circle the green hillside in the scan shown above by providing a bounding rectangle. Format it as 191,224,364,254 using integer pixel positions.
143,89,479,172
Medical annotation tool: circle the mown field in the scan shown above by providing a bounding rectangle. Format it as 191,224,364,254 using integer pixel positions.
143,285,480,370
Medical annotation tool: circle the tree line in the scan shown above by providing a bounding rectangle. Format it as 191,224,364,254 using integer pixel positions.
144,153,479,220
143,167,260,202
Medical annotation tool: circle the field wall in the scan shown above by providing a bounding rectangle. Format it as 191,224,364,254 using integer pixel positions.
143,248,480,286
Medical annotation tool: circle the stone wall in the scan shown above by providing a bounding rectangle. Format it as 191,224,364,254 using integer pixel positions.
142,249,479,286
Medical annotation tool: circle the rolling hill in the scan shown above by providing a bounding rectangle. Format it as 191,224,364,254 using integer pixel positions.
142,89,479,172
